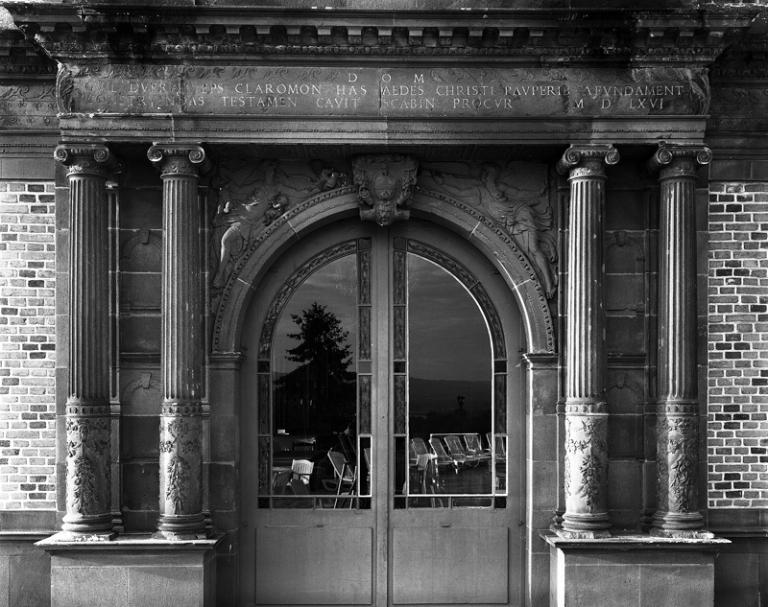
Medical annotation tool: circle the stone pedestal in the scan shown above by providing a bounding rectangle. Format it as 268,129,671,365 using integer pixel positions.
544,533,729,607
37,535,221,607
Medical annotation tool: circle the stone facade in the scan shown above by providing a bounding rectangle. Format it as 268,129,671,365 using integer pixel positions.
2,1,768,606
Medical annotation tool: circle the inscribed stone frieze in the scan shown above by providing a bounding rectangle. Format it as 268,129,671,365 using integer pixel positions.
64,65,709,117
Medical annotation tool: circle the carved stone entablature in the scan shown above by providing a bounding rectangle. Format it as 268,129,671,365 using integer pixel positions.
353,155,417,227
0,32,56,77
7,5,756,64
648,143,712,179
54,143,120,178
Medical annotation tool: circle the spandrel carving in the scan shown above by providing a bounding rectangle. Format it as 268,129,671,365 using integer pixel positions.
211,158,349,288
421,161,558,298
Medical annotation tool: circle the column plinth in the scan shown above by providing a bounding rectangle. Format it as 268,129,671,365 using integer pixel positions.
54,144,117,539
148,144,208,540
648,144,712,537
556,144,619,538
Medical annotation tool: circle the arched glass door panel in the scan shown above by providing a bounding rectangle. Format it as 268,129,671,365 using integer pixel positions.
257,242,371,508
393,242,507,508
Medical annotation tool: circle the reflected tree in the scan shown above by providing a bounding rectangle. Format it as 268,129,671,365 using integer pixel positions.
276,303,356,438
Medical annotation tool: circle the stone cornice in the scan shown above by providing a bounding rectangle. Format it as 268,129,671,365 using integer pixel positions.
6,4,760,66
0,32,55,78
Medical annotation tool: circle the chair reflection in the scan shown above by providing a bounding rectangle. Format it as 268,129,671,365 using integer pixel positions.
327,449,356,508
288,459,314,495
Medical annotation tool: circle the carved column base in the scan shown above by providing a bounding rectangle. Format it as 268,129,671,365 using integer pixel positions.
650,512,709,538
59,517,116,542
154,514,210,541
559,512,611,539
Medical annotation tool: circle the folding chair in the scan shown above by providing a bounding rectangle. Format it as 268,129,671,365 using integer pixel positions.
327,449,356,508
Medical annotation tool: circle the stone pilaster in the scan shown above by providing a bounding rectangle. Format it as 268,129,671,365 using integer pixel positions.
54,144,117,538
648,143,712,536
556,144,619,537
148,144,208,539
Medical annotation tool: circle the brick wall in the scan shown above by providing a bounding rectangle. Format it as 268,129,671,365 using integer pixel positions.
708,180,768,508
0,180,56,510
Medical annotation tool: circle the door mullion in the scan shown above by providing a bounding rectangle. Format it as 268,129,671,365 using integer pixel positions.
372,230,391,607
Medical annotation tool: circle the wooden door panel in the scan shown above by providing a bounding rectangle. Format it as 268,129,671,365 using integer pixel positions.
390,527,509,604
255,526,374,605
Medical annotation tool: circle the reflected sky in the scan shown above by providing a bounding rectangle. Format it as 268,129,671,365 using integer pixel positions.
271,251,492,386
408,254,491,382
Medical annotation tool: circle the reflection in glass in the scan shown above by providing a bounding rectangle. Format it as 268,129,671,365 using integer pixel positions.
406,253,505,505
269,255,363,507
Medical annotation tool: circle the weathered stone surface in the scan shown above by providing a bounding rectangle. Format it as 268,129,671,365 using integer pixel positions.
546,534,728,607
43,538,220,607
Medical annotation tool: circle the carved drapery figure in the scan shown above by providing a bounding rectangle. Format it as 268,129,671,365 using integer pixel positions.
353,155,418,227
421,162,558,298
211,159,348,288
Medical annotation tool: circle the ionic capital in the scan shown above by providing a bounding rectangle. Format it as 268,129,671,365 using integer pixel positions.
147,144,208,178
556,144,620,180
648,143,712,180
54,143,117,178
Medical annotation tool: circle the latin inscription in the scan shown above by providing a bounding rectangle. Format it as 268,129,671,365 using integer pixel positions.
71,66,708,117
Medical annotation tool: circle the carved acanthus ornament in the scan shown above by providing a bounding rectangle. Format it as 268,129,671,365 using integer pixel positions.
353,155,418,227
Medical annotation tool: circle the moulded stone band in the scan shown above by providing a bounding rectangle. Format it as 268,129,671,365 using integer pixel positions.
161,401,203,416
564,401,608,415
656,401,699,415
65,402,111,417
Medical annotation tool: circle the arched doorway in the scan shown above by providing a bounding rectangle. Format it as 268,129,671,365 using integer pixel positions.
238,218,526,606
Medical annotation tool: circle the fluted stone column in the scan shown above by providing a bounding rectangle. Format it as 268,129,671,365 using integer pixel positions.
148,144,208,539
556,144,619,536
649,144,712,536
54,144,116,538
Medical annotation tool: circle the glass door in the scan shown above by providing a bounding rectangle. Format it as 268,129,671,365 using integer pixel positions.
240,222,522,607
388,235,516,606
